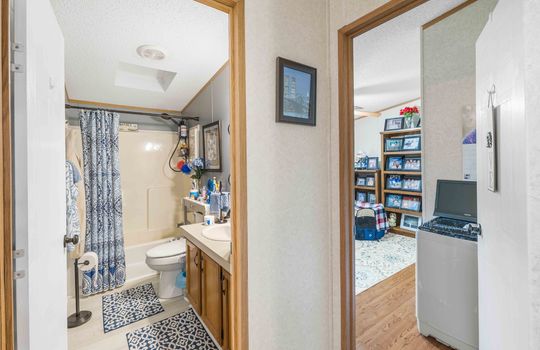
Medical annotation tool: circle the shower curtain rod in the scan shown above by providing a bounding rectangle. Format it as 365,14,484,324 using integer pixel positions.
65,104,199,121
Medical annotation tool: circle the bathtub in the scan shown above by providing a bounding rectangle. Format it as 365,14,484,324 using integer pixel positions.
125,237,178,284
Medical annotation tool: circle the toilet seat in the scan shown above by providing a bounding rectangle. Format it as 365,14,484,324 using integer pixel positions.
146,238,186,259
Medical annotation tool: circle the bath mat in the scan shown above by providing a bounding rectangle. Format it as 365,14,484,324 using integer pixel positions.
355,233,416,294
102,283,164,333
126,307,219,350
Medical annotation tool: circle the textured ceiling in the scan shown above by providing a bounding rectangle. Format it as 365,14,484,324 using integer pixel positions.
353,0,466,112
51,0,229,111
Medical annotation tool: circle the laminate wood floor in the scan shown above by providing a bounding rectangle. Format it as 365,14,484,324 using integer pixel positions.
356,264,452,350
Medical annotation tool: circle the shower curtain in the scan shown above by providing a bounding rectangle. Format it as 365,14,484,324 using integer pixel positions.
80,110,126,295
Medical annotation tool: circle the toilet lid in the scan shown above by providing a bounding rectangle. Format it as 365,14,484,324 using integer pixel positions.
146,238,186,259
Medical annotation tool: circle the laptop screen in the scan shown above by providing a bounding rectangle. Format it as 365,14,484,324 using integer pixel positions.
433,180,477,222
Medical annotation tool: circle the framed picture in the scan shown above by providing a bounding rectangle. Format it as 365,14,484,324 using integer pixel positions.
385,138,403,152
276,57,317,126
366,176,375,187
386,175,402,189
368,193,376,204
356,177,366,186
355,157,368,169
384,117,403,131
402,176,422,192
400,214,422,231
386,156,403,170
202,121,222,171
188,125,201,161
356,191,367,202
403,157,421,171
401,196,421,211
367,157,379,170
386,194,402,208
402,135,421,151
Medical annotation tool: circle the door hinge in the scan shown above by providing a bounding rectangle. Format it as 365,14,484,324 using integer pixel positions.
13,270,25,280
13,249,25,258
11,42,24,52
11,63,24,73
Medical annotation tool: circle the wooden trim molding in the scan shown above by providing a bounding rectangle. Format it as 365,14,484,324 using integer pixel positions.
180,61,230,113
422,0,477,29
337,1,427,349
65,98,182,115
196,1,248,350
0,0,13,348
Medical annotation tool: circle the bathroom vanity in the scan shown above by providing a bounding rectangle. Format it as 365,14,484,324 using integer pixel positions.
180,223,231,350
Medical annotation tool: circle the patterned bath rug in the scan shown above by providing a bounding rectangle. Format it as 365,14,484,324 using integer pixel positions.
102,283,164,333
126,307,219,350
355,233,416,294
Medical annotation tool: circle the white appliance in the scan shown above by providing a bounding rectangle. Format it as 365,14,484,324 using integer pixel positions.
417,180,479,350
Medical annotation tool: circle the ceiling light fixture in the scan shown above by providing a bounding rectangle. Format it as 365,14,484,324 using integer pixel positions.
136,45,167,61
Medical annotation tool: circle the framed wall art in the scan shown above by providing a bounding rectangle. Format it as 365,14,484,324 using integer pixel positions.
203,121,222,172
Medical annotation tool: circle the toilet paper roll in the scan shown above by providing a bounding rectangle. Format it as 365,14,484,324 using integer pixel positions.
79,252,98,272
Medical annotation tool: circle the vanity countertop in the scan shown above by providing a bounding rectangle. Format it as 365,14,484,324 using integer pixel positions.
180,223,231,273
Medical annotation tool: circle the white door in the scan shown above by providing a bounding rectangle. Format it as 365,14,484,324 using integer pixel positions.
476,0,529,349
12,0,66,349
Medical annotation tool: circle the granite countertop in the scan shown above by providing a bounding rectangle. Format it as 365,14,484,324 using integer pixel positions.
180,222,231,273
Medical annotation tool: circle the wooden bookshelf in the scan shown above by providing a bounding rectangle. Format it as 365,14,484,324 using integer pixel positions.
354,169,381,204
381,128,423,237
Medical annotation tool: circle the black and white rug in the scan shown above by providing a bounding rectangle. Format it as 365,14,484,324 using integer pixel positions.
102,283,164,333
126,308,219,350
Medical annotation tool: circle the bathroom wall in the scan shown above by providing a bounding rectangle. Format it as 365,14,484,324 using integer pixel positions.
354,99,421,159
182,63,231,190
66,126,191,246
422,0,498,220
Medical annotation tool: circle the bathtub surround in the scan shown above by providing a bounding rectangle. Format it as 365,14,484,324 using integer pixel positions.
80,110,126,295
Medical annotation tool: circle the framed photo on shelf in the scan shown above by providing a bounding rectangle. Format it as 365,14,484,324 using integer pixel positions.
276,57,317,126
400,214,422,231
386,175,402,189
384,137,404,152
386,156,404,170
356,191,367,202
366,176,375,187
386,194,402,208
356,177,366,186
401,196,421,212
384,117,404,131
402,135,421,151
367,157,379,170
403,157,421,171
368,193,376,204
356,157,368,169
402,176,422,192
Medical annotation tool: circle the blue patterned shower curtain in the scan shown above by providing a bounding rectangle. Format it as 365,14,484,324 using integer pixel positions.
80,110,126,295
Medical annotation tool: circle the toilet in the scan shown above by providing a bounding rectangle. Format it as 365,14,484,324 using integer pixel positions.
145,238,186,299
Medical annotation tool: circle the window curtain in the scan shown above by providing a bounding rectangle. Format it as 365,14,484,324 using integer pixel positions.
80,110,125,295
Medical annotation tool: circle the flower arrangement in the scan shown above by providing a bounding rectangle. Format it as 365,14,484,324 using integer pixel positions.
177,157,206,188
399,106,419,117
399,106,420,129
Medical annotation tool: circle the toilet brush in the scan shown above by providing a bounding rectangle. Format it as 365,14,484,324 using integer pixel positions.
67,258,92,328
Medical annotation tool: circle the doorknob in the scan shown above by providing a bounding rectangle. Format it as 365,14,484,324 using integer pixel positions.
64,235,80,247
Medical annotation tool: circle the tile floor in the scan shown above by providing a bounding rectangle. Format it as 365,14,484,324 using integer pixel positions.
67,277,189,350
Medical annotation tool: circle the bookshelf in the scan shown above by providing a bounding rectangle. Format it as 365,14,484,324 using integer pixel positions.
354,169,381,204
380,128,422,237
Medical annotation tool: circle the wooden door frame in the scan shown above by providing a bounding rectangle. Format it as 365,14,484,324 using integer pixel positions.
195,1,248,350
0,0,13,348
337,1,428,349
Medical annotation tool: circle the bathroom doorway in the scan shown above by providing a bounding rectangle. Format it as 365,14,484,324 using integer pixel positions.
9,1,247,349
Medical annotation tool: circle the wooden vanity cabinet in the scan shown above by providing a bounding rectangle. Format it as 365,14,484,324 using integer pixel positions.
185,239,231,349
186,240,202,315
201,252,222,342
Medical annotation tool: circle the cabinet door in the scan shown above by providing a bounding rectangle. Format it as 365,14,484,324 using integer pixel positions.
221,270,231,350
201,252,222,343
186,240,202,315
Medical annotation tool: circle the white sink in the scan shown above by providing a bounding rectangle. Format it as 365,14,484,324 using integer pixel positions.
202,224,231,242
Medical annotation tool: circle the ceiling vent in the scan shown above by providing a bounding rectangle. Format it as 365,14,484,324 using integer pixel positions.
114,62,176,93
